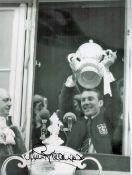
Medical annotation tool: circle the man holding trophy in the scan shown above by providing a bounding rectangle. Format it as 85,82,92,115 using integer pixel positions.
59,40,117,154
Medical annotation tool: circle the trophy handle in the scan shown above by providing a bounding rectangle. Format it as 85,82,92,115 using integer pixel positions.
103,49,117,60
1,156,27,175
102,49,117,69
105,49,113,55
67,53,75,63
76,156,102,175
67,53,80,71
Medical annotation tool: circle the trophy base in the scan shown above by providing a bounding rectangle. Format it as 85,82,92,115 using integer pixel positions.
43,135,64,146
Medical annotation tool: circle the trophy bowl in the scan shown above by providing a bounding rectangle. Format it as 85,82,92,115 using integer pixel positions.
77,65,103,89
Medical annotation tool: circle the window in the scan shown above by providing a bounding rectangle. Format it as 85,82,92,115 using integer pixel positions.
32,0,130,157
0,4,27,126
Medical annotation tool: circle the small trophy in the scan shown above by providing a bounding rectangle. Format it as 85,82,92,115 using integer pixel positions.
43,112,64,145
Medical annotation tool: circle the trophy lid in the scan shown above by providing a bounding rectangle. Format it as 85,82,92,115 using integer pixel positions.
76,40,104,60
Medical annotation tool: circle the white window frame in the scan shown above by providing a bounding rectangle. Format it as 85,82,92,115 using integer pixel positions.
10,4,27,127
0,4,27,127
123,0,132,157
20,0,38,150
0,1,38,150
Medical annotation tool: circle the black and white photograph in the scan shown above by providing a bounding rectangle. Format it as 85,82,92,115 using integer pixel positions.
0,0,131,175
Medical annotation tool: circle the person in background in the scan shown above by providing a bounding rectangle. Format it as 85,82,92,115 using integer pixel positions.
112,78,124,154
32,94,50,146
0,88,26,157
32,94,67,146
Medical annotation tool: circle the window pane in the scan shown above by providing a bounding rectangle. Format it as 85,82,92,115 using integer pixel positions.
0,71,10,89
33,2,126,156
0,10,14,68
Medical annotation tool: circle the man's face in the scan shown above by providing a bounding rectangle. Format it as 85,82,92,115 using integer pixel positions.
81,90,103,117
0,89,11,117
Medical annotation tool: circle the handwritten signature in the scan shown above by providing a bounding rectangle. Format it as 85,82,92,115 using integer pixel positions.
23,143,82,163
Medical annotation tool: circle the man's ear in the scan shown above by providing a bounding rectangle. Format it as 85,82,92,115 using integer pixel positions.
99,100,103,108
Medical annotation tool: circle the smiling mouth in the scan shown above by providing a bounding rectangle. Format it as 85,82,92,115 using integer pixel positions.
83,104,93,109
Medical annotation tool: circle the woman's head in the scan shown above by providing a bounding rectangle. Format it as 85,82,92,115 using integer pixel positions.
33,94,48,127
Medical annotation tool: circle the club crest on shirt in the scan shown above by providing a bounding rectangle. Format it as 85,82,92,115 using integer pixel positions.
97,123,108,135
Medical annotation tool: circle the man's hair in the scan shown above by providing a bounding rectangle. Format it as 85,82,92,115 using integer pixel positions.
33,94,44,108
81,88,103,100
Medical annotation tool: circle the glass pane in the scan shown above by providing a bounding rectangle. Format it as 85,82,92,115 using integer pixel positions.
0,71,10,90
33,2,127,158
0,10,14,68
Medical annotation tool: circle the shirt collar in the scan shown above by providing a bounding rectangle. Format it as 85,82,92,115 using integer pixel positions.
84,111,101,120
84,115,96,120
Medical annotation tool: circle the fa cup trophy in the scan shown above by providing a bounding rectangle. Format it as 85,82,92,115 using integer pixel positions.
67,40,117,96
